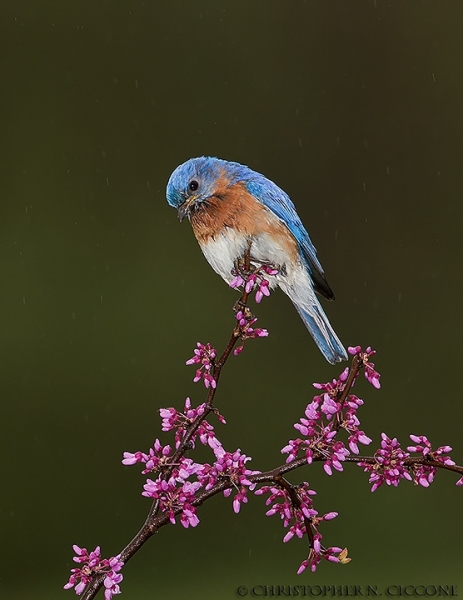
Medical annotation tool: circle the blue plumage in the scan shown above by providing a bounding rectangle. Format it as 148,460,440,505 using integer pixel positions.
166,156,347,364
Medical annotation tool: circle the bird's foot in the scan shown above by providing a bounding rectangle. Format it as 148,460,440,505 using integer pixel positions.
232,256,280,282
233,299,253,317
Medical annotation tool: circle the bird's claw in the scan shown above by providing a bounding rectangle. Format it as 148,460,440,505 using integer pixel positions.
233,299,253,318
232,255,280,281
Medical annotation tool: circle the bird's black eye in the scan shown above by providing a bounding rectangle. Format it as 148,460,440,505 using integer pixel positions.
189,180,199,192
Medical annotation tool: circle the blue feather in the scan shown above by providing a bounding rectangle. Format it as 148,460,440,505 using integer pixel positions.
166,157,346,363
243,179,334,298
292,298,348,364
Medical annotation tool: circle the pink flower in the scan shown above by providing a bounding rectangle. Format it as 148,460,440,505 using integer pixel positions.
359,433,411,491
122,439,172,474
283,358,376,477
198,447,259,512
142,477,202,528
104,557,124,600
257,482,344,574
159,398,222,449
229,274,244,289
64,546,123,599
232,310,269,355
348,430,372,454
230,263,278,303
407,434,455,487
348,345,381,388
186,342,217,389
245,273,257,294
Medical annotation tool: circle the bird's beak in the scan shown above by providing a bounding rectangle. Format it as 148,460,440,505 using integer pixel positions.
177,196,197,221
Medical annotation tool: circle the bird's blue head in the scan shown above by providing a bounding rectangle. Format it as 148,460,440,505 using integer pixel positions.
166,156,251,221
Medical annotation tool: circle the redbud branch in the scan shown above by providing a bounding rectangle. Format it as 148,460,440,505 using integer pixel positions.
180,454,463,517
81,443,463,598
274,473,316,547
344,455,463,476
76,249,463,599
79,449,463,599
80,252,256,600
338,355,361,404
190,244,253,409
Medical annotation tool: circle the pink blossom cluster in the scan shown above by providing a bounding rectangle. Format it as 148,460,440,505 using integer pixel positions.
198,446,258,513
255,482,347,573
122,398,259,526
143,475,202,528
234,309,269,355
358,433,412,491
359,433,459,491
282,348,375,475
159,397,225,449
123,438,201,483
122,438,173,474
136,446,258,524
65,338,463,595
64,545,123,600
348,345,381,389
230,263,278,303
186,342,217,389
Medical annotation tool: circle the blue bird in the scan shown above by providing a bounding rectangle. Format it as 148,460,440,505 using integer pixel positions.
166,157,347,364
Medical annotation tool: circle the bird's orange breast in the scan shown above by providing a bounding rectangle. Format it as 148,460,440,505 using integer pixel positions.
190,182,299,263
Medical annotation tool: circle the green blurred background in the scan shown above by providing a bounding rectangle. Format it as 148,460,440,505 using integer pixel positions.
1,1,462,598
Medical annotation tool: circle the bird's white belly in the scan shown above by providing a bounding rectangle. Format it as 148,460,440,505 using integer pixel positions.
199,227,297,288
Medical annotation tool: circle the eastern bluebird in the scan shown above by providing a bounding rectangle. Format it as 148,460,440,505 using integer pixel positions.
166,156,347,364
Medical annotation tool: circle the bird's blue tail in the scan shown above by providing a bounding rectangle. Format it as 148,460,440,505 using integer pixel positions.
294,301,347,364
283,273,347,364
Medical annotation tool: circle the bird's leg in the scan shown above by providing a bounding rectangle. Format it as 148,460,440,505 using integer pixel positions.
233,300,254,320
232,243,253,275
238,256,282,281
232,244,254,315
233,257,243,276
232,245,262,280
233,297,245,313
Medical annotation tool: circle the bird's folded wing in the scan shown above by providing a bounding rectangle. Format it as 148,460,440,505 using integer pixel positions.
245,179,335,301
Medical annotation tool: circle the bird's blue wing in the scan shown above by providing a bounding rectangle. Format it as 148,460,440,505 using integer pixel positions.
245,178,335,300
